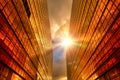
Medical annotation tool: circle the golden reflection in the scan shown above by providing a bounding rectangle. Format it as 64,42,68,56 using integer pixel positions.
72,41,82,47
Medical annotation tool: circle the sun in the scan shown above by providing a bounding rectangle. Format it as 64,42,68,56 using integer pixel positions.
61,37,73,47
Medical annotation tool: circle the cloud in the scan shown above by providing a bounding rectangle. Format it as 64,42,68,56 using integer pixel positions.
47,0,73,38
47,0,72,24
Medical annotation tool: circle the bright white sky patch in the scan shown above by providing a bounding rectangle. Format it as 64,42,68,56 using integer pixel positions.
61,37,73,47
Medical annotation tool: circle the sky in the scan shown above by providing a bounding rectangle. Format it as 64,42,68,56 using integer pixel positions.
47,0,73,39
47,0,73,80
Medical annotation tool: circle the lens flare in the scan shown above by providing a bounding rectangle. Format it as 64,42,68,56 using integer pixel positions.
61,37,73,47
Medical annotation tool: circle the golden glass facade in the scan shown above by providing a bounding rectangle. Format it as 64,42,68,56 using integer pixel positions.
0,0,52,80
67,0,120,80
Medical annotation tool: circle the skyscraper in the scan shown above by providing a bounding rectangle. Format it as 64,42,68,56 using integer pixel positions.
0,0,52,80
67,0,120,80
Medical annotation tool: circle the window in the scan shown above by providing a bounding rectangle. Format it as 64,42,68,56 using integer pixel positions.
22,0,31,18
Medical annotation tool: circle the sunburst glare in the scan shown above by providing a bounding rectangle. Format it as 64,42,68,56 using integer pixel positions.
61,37,73,47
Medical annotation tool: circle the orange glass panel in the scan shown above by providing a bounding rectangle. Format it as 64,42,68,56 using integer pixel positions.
0,31,6,40
11,73,22,80
9,42,14,50
4,37,11,46
4,5,10,17
0,0,6,7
